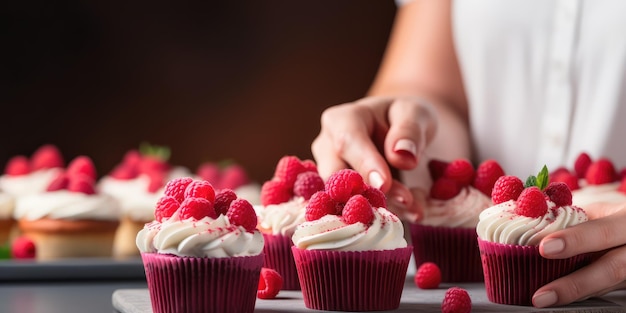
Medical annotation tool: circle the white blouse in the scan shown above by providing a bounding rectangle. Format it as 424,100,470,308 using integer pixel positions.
452,0,626,177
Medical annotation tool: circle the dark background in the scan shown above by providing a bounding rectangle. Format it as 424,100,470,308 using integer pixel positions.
0,1,397,182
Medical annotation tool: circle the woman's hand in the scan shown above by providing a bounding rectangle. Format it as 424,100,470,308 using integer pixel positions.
533,202,626,307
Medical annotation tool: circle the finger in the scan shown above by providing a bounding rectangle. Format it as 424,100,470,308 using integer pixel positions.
384,179,419,221
311,133,348,180
532,245,626,308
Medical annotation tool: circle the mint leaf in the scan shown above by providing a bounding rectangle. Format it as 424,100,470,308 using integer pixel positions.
524,175,537,188
139,142,171,161
536,165,549,190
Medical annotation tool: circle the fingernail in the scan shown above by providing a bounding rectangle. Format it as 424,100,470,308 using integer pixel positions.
393,139,417,159
368,171,384,189
542,238,565,255
533,290,557,308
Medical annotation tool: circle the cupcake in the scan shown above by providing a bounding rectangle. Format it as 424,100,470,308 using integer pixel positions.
254,155,324,290
136,177,264,313
0,192,15,244
98,145,191,258
14,156,121,260
0,144,64,197
196,160,261,205
410,158,504,282
291,169,412,311
565,153,626,207
477,166,592,305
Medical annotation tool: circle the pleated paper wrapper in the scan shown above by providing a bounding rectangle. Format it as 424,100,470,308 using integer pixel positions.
262,233,300,290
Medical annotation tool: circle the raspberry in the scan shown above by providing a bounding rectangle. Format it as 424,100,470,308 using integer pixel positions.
66,156,98,181
472,159,505,197
121,149,142,168
293,171,325,200
443,159,475,187
261,179,293,206
430,177,461,200
301,159,318,172
274,156,306,187
585,159,617,185
305,191,337,221
618,177,626,194
179,197,216,220
196,162,221,185
147,171,165,193
219,164,250,190
414,262,441,289
164,177,194,203
5,156,30,176
325,169,366,203
47,172,69,191
362,185,386,208
342,195,374,225
67,174,96,195
155,195,180,222
428,159,449,181
550,171,580,191
30,144,64,171
139,156,170,175
184,180,216,203
441,287,472,313
110,165,138,180
257,267,283,299
515,186,548,218
11,236,36,259
574,152,592,179
491,175,525,204
620,168,626,180
214,189,238,216
544,182,572,206
227,198,257,232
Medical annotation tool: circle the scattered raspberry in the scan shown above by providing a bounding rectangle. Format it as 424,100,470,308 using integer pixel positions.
550,170,580,191
443,159,475,187
66,156,98,181
428,159,449,181
196,162,221,185
5,156,30,176
618,177,626,194
227,198,257,232
214,189,238,216
305,191,337,221
362,185,386,208
139,156,170,175
257,267,283,299
342,195,374,225
473,159,505,197
11,236,36,259
585,159,617,185
146,171,165,193
155,195,180,222
574,152,592,179
179,197,216,220
544,182,572,206
515,186,548,218
47,173,69,191
274,156,306,187
184,180,216,203
441,287,472,313
219,164,250,190
325,169,366,203
67,174,96,195
293,171,325,200
260,179,292,206
30,144,64,170
430,177,461,200
301,159,318,173
491,175,525,204
110,165,138,180
163,177,194,203
414,262,442,289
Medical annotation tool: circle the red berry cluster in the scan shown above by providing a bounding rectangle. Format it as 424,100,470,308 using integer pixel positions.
109,145,172,193
428,159,505,200
260,156,324,206
155,177,257,233
196,162,250,190
304,169,386,225
46,156,99,195
492,166,573,218
4,144,64,176
550,152,626,193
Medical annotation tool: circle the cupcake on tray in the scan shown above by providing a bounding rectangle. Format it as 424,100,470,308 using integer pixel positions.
410,158,504,282
253,155,324,290
0,192,15,245
292,169,412,312
196,160,261,205
14,156,121,260
477,166,592,305
0,144,65,197
136,177,264,313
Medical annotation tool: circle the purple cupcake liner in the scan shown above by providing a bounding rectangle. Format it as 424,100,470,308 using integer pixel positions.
409,223,483,282
262,233,300,290
292,246,413,312
141,252,264,313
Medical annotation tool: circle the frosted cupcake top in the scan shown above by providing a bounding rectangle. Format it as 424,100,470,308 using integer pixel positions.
0,145,66,197
0,193,15,219
255,197,306,236
477,166,588,246
572,182,626,207
424,186,492,228
135,177,263,258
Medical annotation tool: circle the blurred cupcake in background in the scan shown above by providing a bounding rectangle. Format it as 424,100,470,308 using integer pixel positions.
196,160,261,205
0,144,65,197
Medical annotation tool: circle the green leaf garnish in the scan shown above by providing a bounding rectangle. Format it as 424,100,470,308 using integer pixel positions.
536,165,549,190
524,175,537,188
139,142,171,161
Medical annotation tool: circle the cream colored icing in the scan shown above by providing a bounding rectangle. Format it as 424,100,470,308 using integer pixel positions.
0,168,63,197
291,207,407,251
136,212,264,258
255,197,307,237
476,200,588,246
14,190,121,221
423,186,492,228
234,183,262,205
0,193,15,219
572,182,626,207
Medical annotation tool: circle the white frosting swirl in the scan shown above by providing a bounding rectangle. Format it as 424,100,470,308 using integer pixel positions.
14,190,121,221
572,182,626,207
423,186,492,228
136,212,264,258
476,200,588,246
0,168,63,197
291,207,407,251
255,197,306,236
0,193,15,219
